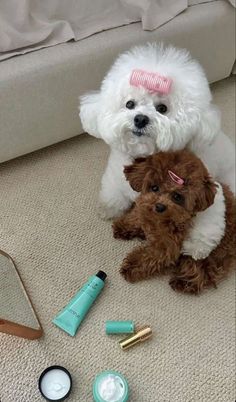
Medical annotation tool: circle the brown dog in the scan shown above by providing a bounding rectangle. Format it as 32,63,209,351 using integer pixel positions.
113,150,236,294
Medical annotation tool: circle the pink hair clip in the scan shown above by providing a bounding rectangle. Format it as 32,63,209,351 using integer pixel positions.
168,170,184,186
130,69,172,95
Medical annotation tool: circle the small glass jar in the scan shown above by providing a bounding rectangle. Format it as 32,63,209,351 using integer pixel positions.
93,370,129,402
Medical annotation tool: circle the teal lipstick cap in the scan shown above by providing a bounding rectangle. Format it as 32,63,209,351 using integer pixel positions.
93,370,129,402
105,321,135,335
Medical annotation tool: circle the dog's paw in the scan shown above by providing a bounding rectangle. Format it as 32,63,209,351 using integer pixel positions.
169,277,199,294
120,256,144,283
120,263,136,283
181,240,212,260
113,221,145,240
120,255,139,282
113,223,132,240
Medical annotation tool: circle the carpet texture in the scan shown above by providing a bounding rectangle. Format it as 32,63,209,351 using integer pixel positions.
0,76,235,402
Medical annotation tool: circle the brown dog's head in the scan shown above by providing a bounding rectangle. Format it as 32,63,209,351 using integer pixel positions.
124,150,217,228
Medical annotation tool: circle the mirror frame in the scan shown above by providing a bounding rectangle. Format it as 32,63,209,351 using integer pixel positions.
0,249,43,340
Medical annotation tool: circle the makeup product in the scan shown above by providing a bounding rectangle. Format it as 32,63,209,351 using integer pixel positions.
53,271,107,336
93,370,129,402
119,326,152,350
105,321,134,335
38,366,72,401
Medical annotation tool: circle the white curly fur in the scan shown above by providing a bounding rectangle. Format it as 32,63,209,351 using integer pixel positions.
79,43,235,257
182,182,226,260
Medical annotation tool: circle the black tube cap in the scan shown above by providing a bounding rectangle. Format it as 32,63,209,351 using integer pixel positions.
96,271,107,282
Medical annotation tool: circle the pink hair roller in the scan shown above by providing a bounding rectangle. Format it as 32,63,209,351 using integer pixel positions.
130,69,172,95
168,170,184,186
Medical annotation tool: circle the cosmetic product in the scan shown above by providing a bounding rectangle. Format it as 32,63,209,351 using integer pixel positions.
53,271,107,336
93,370,129,402
38,366,72,401
105,321,134,335
119,326,152,350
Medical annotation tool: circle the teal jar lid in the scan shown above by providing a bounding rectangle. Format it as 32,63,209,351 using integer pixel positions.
93,370,129,402
105,321,134,335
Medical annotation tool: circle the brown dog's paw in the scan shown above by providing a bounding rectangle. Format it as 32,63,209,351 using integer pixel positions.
113,223,133,240
135,230,146,240
112,222,145,240
169,278,199,294
120,257,142,282
120,263,136,282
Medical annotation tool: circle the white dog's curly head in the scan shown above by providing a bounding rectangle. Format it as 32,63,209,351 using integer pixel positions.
80,43,220,157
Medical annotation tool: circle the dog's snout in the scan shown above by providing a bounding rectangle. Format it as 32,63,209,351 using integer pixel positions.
155,203,167,213
134,114,149,129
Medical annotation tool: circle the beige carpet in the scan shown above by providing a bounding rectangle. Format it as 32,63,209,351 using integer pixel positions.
0,76,235,402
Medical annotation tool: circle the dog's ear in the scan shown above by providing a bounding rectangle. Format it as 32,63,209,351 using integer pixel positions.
195,176,217,212
124,157,149,192
193,104,221,148
79,91,101,138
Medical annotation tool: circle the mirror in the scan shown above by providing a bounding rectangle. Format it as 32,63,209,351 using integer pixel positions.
0,249,43,339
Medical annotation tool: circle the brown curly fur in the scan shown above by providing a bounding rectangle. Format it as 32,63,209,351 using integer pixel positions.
112,150,236,294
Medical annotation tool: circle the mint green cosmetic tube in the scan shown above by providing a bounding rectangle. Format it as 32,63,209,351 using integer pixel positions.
53,271,107,336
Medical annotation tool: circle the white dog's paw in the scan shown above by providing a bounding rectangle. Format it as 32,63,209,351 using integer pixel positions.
97,202,123,220
181,240,212,260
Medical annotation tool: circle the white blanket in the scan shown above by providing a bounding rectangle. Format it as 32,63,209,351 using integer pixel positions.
0,0,188,61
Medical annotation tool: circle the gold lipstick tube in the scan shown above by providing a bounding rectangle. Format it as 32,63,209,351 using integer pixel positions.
119,326,152,350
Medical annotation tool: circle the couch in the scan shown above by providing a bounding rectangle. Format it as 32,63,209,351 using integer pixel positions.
0,0,235,163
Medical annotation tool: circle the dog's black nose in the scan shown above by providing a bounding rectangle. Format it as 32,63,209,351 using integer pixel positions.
156,203,167,213
134,114,149,129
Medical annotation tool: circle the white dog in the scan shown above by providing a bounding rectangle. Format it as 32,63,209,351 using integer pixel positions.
80,43,235,258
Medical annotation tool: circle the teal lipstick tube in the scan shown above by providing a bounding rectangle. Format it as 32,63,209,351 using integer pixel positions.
53,271,107,336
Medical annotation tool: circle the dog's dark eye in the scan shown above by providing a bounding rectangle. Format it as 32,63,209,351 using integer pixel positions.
151,185,160,192
126,100,135,109
172,192,184,204
155,104,168,114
